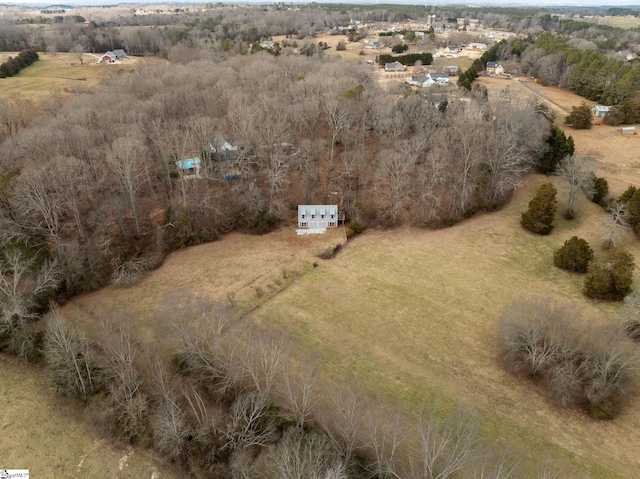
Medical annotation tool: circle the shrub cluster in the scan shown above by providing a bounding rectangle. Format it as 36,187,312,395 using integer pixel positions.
499,296,638,419
583,247,635,301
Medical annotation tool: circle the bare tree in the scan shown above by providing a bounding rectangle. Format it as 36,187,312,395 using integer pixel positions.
71,43,85,64
257,427,347,479
320,381,363,463
556,154,592,220
0,247,59,345
498,297,567,377
472,448,521,479
222,391,279,452
602,201,631,249
99,323,148,441
365,399,408,478
242,330,289,398
415,404,480,479
149,359,192,462
44,308,98,397
278,357,319,429
106,135,150,235
15,163,65,243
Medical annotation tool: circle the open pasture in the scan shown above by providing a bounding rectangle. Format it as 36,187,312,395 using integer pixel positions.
0,52,140,102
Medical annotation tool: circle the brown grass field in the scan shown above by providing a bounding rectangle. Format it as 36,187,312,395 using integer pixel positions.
4,43,640,477
0,353,176,478
0,52,143,103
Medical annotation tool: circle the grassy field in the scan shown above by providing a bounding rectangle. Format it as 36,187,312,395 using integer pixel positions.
0,52,140,103
593,15,640,29
0,354,177,478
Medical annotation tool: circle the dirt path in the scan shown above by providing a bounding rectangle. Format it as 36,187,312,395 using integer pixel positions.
519,79,570,116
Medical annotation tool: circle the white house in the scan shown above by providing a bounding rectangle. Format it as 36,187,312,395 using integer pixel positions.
444,45,460,54
424,73,451,87
298,205,339,229
467,43,487,50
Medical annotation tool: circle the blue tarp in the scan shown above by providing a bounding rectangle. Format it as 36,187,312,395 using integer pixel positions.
176,158,200,170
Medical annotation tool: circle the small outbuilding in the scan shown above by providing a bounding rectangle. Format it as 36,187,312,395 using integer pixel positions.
298,205,339,229
591,105,611,117
621,126,636,135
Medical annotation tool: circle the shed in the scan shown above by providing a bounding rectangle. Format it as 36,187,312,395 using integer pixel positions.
621,127,636,135
591,105,611,117
298,205,338,229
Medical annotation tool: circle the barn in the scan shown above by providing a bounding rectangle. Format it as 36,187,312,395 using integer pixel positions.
298,205,339,230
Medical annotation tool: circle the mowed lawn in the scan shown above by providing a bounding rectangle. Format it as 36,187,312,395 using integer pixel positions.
0,354,176,478
66,174,640,479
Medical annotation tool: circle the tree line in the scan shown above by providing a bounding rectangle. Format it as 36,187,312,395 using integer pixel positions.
0,49,38,78
520,33,640,106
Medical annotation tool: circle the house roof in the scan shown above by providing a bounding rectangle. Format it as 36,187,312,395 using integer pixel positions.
429,73,449,80
298,205,338,217
410,75,429,83
592,105,611,112
113,49,126,57
486,61,501,68
385,61,406,71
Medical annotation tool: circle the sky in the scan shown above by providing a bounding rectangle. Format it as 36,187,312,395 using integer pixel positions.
2,0,640,7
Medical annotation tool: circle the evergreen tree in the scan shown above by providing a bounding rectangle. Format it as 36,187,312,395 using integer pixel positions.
537,126,575,174
554,236,594,273
564,102,592,129
521,183,557,235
